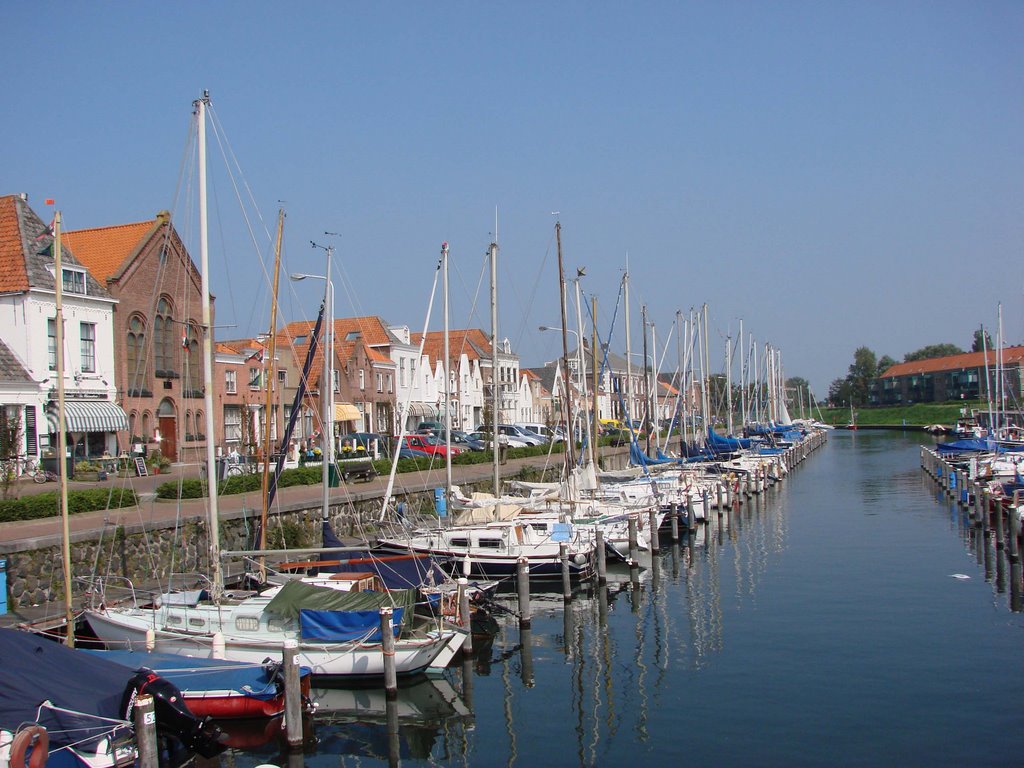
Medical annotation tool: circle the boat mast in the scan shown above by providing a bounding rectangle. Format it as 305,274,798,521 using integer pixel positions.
442,242,452,497
489,240,500,498
623,266,633,428
258,208,285,579
591,295,600,467
195,91,223,601
641,304,650,457
53,210,74,647
556,222,576,473
726,335,734,436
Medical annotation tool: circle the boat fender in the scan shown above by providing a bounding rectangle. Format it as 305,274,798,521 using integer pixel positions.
573,553,588,566
10,726,48,768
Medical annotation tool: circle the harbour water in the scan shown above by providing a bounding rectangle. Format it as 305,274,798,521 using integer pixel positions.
224,431,1024,767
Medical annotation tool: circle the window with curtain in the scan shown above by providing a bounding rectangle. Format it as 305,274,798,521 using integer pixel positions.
47,318,57,371
154,297,174,375
126,314,147,393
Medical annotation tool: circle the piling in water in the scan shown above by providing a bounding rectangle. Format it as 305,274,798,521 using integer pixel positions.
283,639,303,747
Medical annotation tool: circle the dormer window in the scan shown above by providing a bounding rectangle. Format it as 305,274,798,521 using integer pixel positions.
62,268,86,295
345,331,360,341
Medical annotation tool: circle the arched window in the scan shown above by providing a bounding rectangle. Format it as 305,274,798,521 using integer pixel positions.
184,410,193,439
154,297,174,376
195,410,204,440
126,314,147,394
184,323,201,392
141,412,151,442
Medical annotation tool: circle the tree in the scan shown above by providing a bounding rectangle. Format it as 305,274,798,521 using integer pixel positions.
847,346,878,406
877,355,897,375
786,377,811,415
828,377,852,407
904,344,963,362
971,329,993,353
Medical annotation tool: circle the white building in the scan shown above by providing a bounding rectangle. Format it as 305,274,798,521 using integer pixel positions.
0,194,125,465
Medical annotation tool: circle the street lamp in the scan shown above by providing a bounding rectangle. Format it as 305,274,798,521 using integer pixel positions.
291,250,333,514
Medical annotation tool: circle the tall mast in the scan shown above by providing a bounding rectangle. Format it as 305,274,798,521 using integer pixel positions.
726,335,734,436
556,222,575,473
591,295,600,467
442,242,452,496
623,266,633,428
641,304,650,457
53,210,73,646
489,240,500,498
573,269,593,469
195,91,223,600
258,208,285,579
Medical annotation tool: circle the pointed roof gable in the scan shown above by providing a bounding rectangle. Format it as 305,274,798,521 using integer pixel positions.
412,329,494,366
0,194,110,298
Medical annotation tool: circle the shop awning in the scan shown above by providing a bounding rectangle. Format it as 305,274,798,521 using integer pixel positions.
52,400,129,432
404,402,437,418
334,402,361,422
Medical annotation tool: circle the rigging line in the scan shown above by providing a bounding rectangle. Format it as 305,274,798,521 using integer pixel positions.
206,109,275,339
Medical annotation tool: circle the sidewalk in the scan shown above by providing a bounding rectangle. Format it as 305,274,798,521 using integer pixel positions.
0,451,594,550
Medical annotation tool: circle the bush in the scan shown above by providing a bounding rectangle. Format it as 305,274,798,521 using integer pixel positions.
156,478,206,499
219,474,261,495
278,466,323,488
0,487,138,522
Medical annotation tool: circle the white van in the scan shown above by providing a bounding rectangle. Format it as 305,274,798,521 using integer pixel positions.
515,423,558,442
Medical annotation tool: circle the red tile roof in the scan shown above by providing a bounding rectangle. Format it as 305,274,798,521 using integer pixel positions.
0,196,28,292
62,219,157,284
881,346,1024,377
412,329,493,364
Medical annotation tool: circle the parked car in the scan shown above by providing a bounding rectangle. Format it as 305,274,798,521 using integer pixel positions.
402,434,462,459
516,423,560,442
430,429,486,452
498,424,545,446
416,421,445,434
469,428,529,449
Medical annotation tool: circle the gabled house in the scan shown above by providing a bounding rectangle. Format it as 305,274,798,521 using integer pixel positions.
63,210,209,462
871,346,1024,406
413,329,519,429
0,194,125,463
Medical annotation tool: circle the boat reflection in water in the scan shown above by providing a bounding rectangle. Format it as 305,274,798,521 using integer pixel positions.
216,481,789,767
221,675,474,765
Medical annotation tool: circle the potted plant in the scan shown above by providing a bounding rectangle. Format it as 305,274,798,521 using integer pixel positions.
146,454,171,475
74,459,101,482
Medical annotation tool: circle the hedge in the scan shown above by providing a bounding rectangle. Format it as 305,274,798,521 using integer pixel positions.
0,487,138,523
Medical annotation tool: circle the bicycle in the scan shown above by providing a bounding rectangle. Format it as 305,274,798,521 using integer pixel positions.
24,458,58,484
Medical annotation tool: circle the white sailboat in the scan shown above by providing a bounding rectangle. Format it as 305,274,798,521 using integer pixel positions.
84,92,466,679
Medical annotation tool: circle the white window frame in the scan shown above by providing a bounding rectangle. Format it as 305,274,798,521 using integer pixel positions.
225,369,237,394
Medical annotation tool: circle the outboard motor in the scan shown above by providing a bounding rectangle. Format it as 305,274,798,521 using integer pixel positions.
122,670,226,758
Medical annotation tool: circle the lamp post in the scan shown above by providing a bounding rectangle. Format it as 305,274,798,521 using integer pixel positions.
291,247,333,516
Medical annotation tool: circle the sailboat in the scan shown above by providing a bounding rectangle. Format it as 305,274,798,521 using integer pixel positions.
84,92,466,679
376,240,597,580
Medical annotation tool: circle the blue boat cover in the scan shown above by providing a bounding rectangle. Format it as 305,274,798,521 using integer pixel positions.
320,522,450,589
936,438,999,453
0,628,133,750
707,428,752,451
300,606,405,642
85,650,309,701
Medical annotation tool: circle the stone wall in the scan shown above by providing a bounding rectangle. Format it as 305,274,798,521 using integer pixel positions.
1,454,634,611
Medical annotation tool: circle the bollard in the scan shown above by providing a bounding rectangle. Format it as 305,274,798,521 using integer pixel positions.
648,508,660,554
560,543,572,602
716,482,724,511
457,578,473,653
686,493,696,533
283,639,303,747
973,482,983,526
703,490,711,524
133,693,158,768
726,478,735,510
669,502,680,542
517,557,531,626
380,607,397,698
595,529,607,584
627,515,639,564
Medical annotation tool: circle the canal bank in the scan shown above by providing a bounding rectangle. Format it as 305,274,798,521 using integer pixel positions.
0,448,635,617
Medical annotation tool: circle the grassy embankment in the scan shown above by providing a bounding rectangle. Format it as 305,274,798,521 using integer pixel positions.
814,401,981,428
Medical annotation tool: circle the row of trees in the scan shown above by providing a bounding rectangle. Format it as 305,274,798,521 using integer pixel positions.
827,330,994,406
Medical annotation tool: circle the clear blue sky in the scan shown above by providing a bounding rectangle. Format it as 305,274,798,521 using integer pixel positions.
4,2,1022,400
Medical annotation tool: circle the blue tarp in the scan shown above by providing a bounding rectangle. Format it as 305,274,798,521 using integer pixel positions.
936,438,999,453
707,428,752,451
300,606,405,642
320,521,450,589
0,628,133,750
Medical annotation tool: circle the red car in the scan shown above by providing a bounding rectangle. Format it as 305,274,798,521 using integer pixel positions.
402,434,462,459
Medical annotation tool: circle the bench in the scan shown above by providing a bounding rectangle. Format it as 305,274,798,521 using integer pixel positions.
340,460,378,483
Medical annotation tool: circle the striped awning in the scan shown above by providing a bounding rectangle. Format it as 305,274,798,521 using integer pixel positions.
51,400,130,433
334,402,361,422
405,402,437,418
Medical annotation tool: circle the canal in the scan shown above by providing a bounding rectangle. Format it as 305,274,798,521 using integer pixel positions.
223,431,1024,767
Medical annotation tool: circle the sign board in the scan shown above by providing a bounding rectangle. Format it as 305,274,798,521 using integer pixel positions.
134,457,148,477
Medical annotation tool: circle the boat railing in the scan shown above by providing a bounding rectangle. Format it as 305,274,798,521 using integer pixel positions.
80,575,143,610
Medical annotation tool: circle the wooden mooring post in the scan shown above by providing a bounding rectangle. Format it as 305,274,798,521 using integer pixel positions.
283,639,303,747
517,557,531,627
133,694,158,768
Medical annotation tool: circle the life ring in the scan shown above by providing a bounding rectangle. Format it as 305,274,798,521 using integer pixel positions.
10,726,48,768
